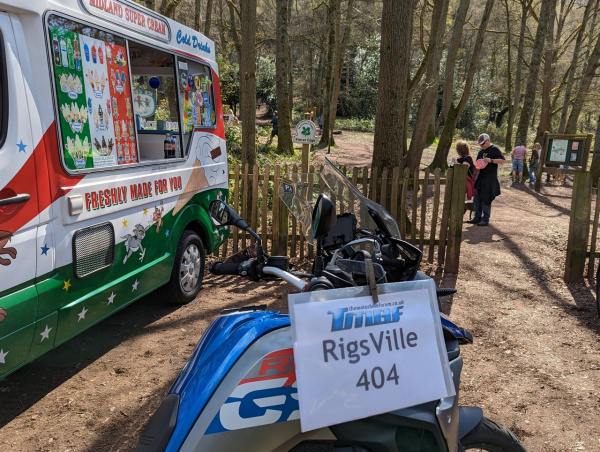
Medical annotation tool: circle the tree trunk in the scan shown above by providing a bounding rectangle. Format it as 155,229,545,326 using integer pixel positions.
515,0,556,147
204,0,214,37
371,0,414,172
429,0,495,170
194,0,201,31
590,114,600,187
227,0,242,61
504,0,529,150
240,0,257,166
565,10,600,133
406,0,449,173
558,0,595,133
276,0,293,154
319,0,341,148
437,0,470,130
534,1,556,145
327,0,355,145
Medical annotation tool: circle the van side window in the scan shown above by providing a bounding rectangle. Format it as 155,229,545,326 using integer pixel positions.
48,15,137,171
176,57,216,153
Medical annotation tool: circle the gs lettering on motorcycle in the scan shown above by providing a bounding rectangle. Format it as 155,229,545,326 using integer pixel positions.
205,349,299,434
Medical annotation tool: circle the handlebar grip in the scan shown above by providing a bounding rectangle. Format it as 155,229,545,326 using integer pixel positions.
381,257,405,269
210,262,241,276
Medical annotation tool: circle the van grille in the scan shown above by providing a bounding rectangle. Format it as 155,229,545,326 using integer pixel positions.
73,223,114,278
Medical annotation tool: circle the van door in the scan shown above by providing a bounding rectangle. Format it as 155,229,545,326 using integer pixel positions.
0,12,41,377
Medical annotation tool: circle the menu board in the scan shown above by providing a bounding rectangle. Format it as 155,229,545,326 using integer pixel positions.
50,24,138,170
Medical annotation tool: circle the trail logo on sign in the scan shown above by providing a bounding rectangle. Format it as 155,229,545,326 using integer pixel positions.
293,120,318,144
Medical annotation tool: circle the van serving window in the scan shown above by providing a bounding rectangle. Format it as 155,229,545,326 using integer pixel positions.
47,14,196,171
176,57,216,153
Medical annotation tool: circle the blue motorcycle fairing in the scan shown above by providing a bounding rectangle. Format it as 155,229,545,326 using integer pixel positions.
440,314,472,343
166,311,291,451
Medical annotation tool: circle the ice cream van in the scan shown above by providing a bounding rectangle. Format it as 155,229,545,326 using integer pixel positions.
0,0,230,378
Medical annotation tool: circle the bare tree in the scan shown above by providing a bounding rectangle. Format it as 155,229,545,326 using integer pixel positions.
405,0,449,173
319,0,342,147
240,0,257,165
558,0,596,132
429,0,495,170
515,0,557,147
371,0,414,172
275,0,294,153
504,0,532,151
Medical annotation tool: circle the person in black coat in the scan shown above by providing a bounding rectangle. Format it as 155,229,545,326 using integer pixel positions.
466,133,506,226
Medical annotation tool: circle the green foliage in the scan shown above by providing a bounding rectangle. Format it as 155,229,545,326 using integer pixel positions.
225,123,300,167
337,34,380,118
217,54,239,111
256,56,277,115
334,118,375,132
225,125,242,164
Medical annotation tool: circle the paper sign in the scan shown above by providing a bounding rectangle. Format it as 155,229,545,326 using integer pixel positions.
288,279,455,432
550,139,568,162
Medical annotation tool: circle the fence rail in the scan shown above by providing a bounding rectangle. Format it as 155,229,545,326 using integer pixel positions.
214,163,468,272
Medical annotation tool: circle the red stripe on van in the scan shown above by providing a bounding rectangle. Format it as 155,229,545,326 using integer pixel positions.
0,124,83,233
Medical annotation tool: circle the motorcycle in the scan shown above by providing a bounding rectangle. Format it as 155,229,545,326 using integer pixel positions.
136,159,526,452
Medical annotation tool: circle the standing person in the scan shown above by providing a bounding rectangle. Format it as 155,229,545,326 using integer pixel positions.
451,139,476,201
227,109,236,128
511,143,527,183
267,110,278,144
467,133,506,226
318,114,323,134
528,142,541,184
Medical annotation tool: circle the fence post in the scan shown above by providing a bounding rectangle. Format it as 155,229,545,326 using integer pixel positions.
273,165,289,256
565,171,592,282
445,164,467,273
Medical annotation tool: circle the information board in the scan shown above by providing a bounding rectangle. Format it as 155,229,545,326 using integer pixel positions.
547,138,585,166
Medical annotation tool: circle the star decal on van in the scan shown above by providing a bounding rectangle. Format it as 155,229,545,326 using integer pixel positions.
41,244,49,255
63,279,72,291
0,349,8,364
40,325,52,342
17,141,27,153
78,307,88,322
107,292,116,305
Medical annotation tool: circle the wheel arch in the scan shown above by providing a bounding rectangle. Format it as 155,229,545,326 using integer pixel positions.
168,204,215,262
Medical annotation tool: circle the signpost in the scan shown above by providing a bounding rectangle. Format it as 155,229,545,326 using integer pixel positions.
293,115,318,173
288,279,455,432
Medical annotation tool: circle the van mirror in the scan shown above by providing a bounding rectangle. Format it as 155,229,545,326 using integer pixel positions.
311,194,336,239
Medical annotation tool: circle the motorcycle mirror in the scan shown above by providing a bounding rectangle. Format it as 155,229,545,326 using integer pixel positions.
209,200,262,245
209,200,234,227
311,194,337,239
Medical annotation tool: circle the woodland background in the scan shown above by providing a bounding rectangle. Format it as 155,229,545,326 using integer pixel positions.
135,0,600,179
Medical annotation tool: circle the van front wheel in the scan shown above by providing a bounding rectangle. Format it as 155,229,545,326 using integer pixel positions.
165,231,205,305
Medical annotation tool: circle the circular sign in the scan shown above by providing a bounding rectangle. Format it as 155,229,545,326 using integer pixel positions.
148,76,161,90
180,72,188,90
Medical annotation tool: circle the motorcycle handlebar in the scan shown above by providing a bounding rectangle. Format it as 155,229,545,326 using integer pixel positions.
210,262,241,276
380,257,405,269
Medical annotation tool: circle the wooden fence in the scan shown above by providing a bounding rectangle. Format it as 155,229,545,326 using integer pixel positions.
214,163,468,273
568,171,600,282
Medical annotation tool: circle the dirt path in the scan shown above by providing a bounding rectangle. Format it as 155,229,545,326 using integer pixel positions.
0,139,599,451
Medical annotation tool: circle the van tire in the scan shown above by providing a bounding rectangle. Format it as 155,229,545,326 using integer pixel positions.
165,231,205,305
